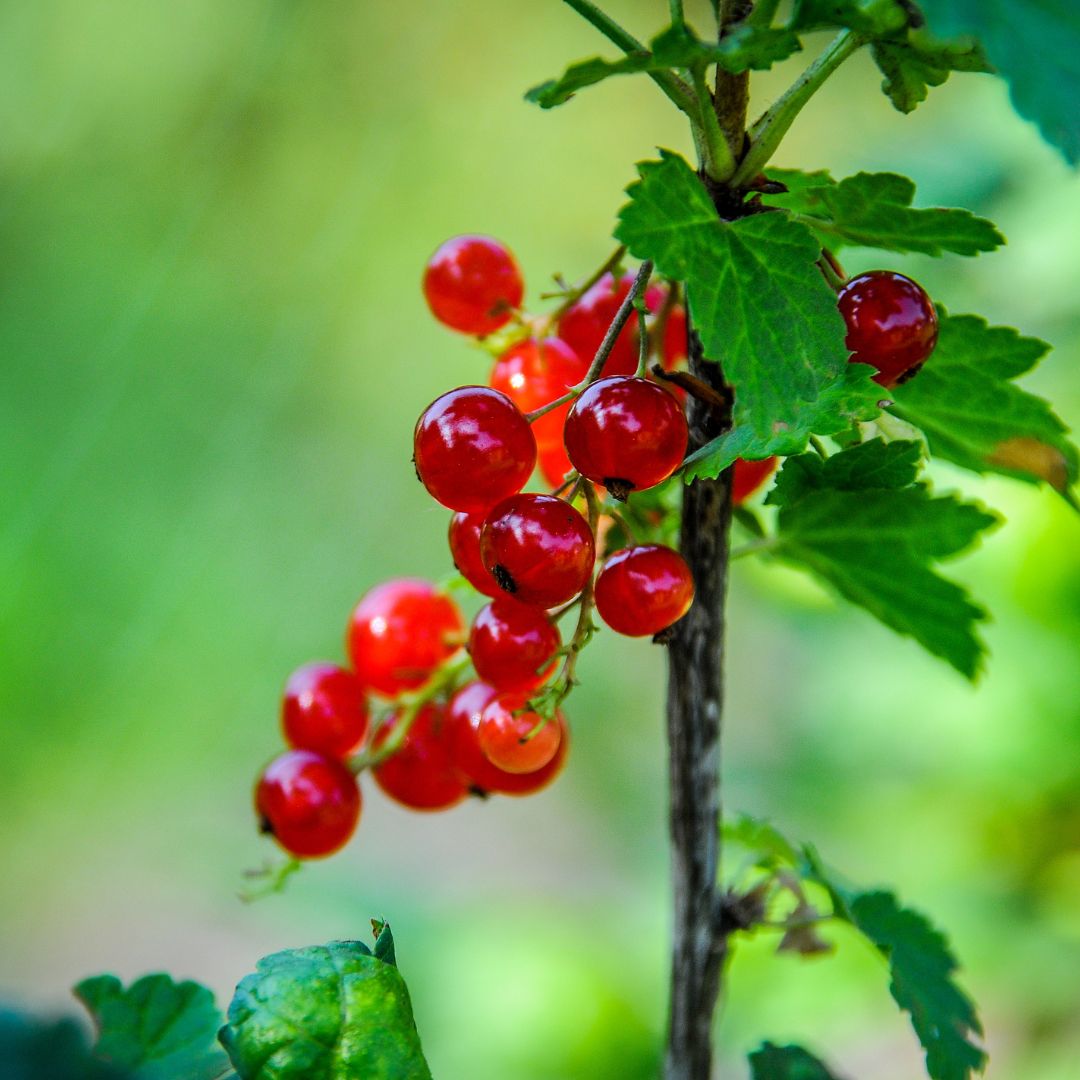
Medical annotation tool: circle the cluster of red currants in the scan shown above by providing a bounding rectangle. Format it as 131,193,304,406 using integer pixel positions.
251,235,938,864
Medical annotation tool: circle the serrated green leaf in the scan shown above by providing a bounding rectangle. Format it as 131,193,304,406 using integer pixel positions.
73,975,229,1080
0,1010,130,1080
616,151,851,443
889,312,1078,493
918,0,1080,164
681,365,882,482
790,0,911,36
766,170,1003,256
219,933,431,1080
766,437,923,505
749,1041,843,1080
847,892,987,1079
525,22,799,108
871,28,992,113
770,441,998,676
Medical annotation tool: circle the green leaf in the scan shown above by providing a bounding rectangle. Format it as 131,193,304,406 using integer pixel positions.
766,437,923,505
871,28,992,113
918,0,1080,164
74,975,230,1080
616,151,851,443
0,1010,129,1080
525,23,800,108
840,890,987,1079
770,440,998,677
681,364,882,482
766,170,1004,256
749,1041,843,1079
890,312,1078,493
790,0,911,36
219,932,432,1080
722,814,802,867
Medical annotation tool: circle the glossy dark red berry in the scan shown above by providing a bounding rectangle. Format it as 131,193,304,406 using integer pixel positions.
449,512,501,597
372,704,469,811
256,749,361,858
422,235,524,336
490,337,585,443
837,270,938,388
414,386,536,513
282,663,370,759
478,693,563,774
731,456,779,505
347,578,463,697
481,493,595,608
594,544,695,637
445,682,569,796
469,598,561,692
563,375,688,500
558,272,663,377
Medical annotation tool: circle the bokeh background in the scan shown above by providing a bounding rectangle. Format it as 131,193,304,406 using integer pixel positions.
2,1,1078,1076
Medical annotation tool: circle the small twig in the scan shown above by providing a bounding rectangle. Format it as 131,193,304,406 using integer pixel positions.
732,30,863,187
350,653,472,770
528,261,654,423
650,363,731,413
559,0,698,117
545,245,626,322
809,435,828,459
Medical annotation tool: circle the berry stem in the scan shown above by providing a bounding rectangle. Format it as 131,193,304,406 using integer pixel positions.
526,481,602,720
730,536,778,560
527,260,655,423
543,245,626,321
349,652,472,771
691,64,737,182
559,0,699,117
731,30,863,187
634,292,651,378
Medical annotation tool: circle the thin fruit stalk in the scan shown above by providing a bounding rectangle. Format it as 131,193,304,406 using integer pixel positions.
664,307,733,1080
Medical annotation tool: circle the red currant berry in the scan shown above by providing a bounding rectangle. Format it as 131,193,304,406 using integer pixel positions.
347,578,463,697
414,386,536,514
481,493,595,608
282,663,369,759
536,437,574,488
469,598,561,692
661,305,688,369
558,273,663,377
731,456,779,505
372,704,468,811
422,235,524,336
477,693,563,774
445,682,569,796
594,544,694,637
449,512,501,597
837,271,938,388
255,749,361,858
563,375,688,500
490,336,585,448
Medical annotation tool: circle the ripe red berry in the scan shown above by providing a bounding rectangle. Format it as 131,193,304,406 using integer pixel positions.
255,749,361,858
448,512,501,597
414,386,537,514
477,692,563,774
563,375,688,500
490,336,585,448
422,235,524,336
469,598,561,692
837,270,938,388
558,272,663,377
282,663,370,759
661,305,687,369
594,544,695,637
445,682,569,796
536,437,574,488
372,704,469,811
347,578,463,697
481,493,595,608
731,456,779,505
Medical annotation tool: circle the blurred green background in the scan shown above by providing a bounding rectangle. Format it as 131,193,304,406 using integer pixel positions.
2,1,1078,1076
